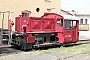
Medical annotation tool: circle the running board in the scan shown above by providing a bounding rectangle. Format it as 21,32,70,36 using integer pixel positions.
33,42,61,48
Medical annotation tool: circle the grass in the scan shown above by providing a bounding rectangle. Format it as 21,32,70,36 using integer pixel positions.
33,43,90,54
0,43,90,60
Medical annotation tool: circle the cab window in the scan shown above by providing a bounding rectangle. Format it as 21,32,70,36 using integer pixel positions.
65,20,72,29
73,21,76,28
57,18,63,27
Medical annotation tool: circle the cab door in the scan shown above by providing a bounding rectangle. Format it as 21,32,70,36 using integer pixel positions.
72,21,77,42
64,20,73,43
72,21,79,42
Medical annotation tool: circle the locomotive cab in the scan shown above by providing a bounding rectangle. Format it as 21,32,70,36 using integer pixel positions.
63,15,79,43
56,15,79,44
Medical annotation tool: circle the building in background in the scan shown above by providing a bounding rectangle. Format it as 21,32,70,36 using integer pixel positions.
0,0,61,31
74,14,90,31
61,9,90,31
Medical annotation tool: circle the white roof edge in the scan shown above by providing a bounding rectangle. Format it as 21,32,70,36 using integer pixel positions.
55,12,79,20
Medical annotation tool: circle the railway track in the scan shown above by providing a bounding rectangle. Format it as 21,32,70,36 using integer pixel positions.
0,45,24,56
63,39,90,47
77,39,90,44
0,39,90,56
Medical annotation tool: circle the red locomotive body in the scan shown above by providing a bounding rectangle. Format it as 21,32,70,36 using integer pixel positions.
42,13,79,44
15,17,55,32
10,11,79,50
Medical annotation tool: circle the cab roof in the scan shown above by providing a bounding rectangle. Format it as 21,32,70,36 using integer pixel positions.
55,12,79,21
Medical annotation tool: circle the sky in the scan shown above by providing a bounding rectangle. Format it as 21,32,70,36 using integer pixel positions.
61,0,90,13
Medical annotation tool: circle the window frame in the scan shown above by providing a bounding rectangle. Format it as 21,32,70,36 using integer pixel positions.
80,18,83,24
57,18,63,27
85,19,88,24
65,20,72,29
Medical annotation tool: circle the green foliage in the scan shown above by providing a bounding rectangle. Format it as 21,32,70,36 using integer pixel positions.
35,43,90,54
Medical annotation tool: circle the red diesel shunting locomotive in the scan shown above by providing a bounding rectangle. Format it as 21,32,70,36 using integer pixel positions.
9,11,79,50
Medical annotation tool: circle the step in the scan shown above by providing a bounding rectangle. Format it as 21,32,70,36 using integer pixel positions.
3,39,8,41
2,34,8,36
33,42,60,47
